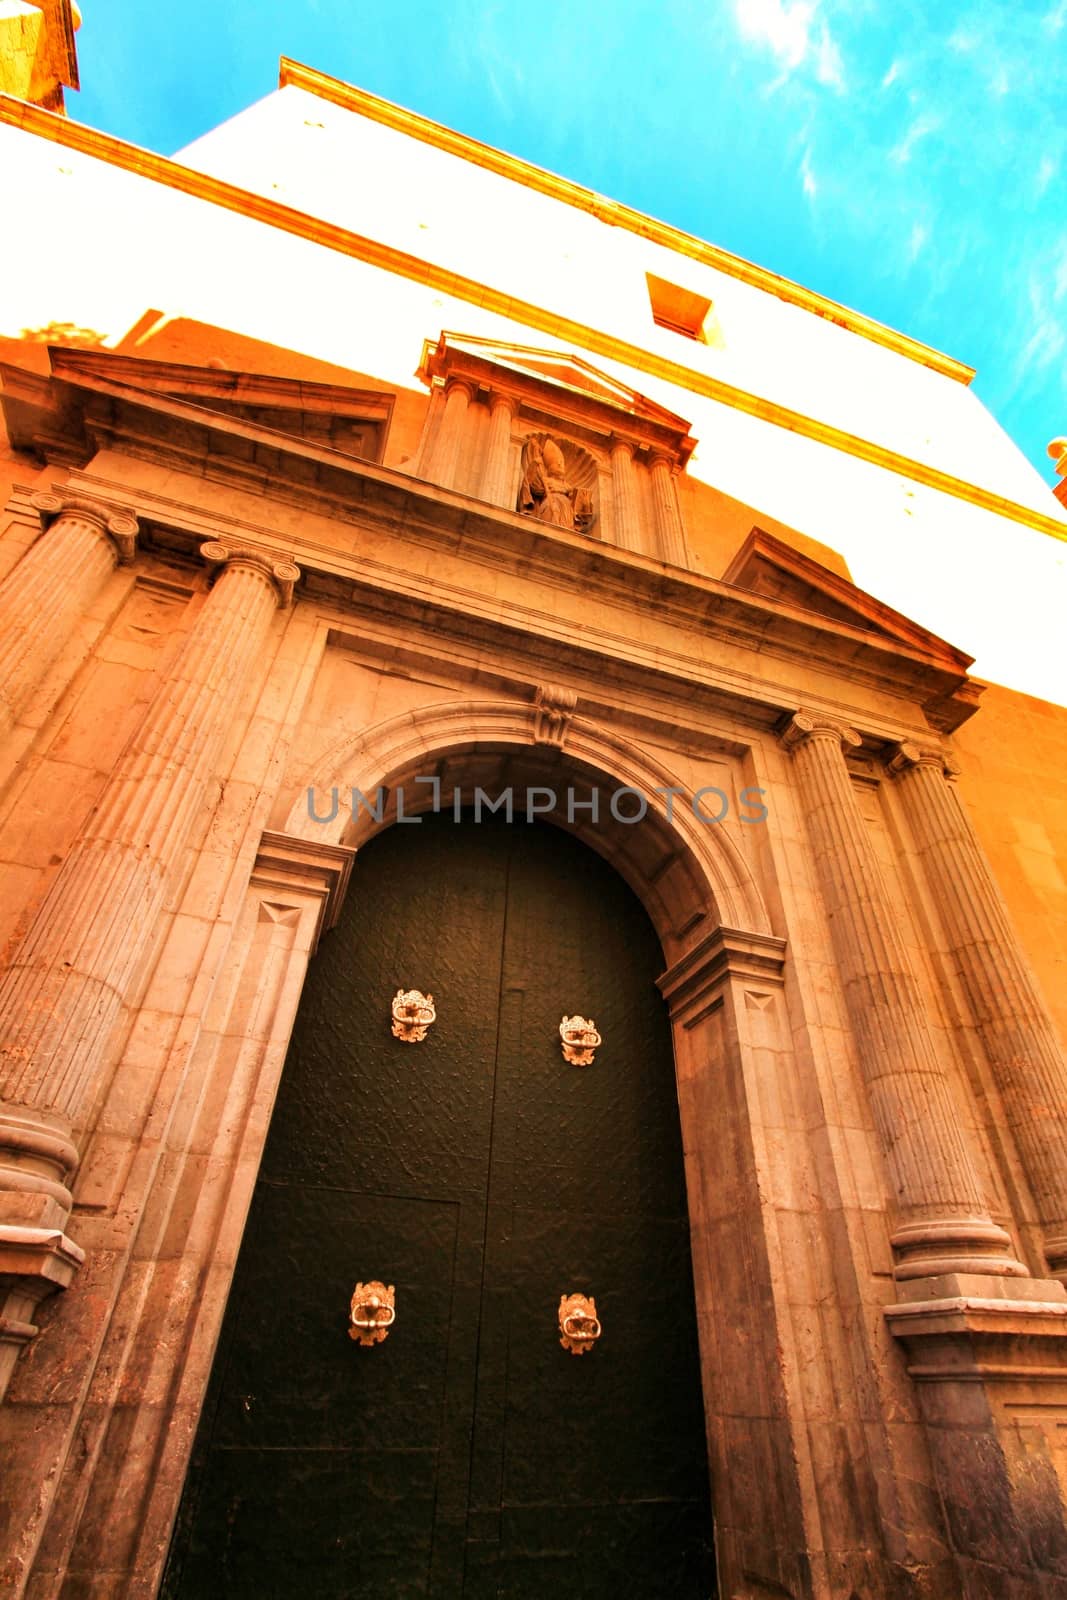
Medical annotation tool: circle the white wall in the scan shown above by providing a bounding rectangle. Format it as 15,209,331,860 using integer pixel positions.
2,94,1065,703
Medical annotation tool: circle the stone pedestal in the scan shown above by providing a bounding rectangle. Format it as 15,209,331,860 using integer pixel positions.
886,1275,1067,1594
781,712,1025,1282
0,543,298,1393
0,494,137,741
890,743,1067,1281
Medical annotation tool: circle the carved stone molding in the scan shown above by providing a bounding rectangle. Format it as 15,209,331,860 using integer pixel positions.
252,831,356,951
533,684,578,747
658,926,787,1026
885,740,961,781
778,708,862,754
200,540,301,607
31,490,140,564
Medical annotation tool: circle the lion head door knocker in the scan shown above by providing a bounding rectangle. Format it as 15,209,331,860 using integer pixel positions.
559,1293,601,1355
391,989,436,1043
349,1282,396,1347
518,434,595,533
560,1015,601,1067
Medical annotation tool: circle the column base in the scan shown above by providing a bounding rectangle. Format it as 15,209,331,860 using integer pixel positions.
0,1103,83,1396
890,1217,1029,1281
886,1275,1067,1594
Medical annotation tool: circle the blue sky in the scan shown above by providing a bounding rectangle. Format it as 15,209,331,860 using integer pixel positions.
72,0,1065,485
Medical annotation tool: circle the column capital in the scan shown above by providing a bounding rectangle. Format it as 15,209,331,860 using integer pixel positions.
442,374,477,401
609,434,635,459
30,491,140,564
885,740,961,780
778,709,862,754
199,541,301,608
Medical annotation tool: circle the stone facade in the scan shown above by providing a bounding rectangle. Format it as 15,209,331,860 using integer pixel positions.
1,49,1067,1600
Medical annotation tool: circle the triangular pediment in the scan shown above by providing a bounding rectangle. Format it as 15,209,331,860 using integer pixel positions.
428,334,685,423
418,333,696,467
41,348,395,463
723,528,973,671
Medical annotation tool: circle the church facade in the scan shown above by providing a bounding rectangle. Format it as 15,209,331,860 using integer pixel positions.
2,23,1067,1598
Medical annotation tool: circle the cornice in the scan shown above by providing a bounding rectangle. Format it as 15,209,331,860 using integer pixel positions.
3,94,1066,547
53,431,977,738
277,60,972,386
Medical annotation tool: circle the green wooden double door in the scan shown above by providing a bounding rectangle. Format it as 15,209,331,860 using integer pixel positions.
165,814,717,1597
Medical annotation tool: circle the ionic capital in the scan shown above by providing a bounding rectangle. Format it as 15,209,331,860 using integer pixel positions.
778,710,862,755
30,492,140,565
199,541,301,608
885,741,960,780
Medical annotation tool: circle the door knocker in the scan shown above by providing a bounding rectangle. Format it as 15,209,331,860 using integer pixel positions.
560,1015,601,1066
391,989,436,1043
349,1282,396,1346
559,1293,601,1354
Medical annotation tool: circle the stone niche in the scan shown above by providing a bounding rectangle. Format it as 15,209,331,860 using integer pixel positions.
413,332,696,566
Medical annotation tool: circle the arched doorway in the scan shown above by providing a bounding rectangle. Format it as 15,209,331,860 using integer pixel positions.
163,810,717,1596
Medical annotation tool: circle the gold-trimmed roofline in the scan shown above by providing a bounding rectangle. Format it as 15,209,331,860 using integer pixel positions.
2,93,1064,545
279,56,975,388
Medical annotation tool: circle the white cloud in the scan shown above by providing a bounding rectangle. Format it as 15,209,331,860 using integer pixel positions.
734,0,817,72
1036,154,1059,195
1045,1,1067,33
815,23,845,88
908,221,930,262
881,59,902,88
889,112,940,165
800,145,818,198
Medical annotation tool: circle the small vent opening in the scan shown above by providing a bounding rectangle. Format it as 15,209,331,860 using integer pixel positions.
646,272,718,344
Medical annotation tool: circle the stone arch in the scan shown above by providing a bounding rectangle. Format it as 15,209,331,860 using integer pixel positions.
282,696,773,958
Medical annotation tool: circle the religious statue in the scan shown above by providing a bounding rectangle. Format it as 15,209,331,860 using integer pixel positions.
517,435,594,532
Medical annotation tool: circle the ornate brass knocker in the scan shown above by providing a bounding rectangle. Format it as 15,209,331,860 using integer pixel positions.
559,1015,601,1066
349,1281,396,1346
559,1292,601,1354
391,989,436,1043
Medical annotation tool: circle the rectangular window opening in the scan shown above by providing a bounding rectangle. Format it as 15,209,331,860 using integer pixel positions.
646,272,718,344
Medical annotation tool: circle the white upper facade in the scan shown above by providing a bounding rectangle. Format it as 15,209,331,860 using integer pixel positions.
1,66,1064,700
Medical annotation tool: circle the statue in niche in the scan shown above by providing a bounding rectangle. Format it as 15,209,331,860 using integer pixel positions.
518,435,594,532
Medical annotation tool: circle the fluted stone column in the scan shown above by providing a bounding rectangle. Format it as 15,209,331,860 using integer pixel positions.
610,438,642,553
890,742,1067,1279
781,712,1026,1282
419,376,475,491
649,453,687,567
0,541,298,1387
480,391,516,508
0,494,138,740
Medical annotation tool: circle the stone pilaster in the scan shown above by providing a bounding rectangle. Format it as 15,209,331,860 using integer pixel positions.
610,438,642,552
889,742,1067,1280
480,391,515,508
780,711,1026,1282
419,376,475,490
0,541,298,1390
0,494,138,740
648,453,687,567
